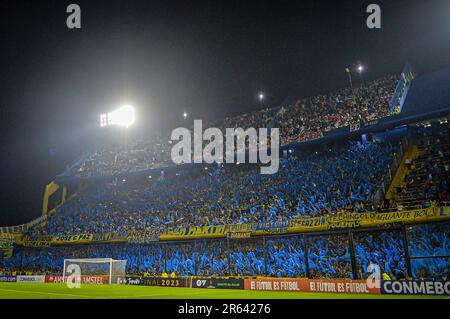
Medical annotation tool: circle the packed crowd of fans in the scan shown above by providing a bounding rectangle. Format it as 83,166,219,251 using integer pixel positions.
6,130,447,281
2,67,449,283
70,74,397,178
354,229,408,280
266,236,306,278
197,240,229,277
26,140,397,239
390,125,449,210
229,239,265,276
408,222,450,280
74,133,173,177
2,223,448,279
275,74,398,144
308,235,352,279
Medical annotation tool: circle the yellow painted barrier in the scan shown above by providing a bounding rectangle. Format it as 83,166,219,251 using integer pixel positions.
18,206,450,245
386,144,419,200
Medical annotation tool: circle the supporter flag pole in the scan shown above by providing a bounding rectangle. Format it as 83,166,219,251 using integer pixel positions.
401,225,413,278
303,234,310,278
348,230,359,279
345,68,353,89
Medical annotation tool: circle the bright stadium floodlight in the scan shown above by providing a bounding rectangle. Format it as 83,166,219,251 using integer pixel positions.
100,105,136,128
258,92,264,108
356,64,365,86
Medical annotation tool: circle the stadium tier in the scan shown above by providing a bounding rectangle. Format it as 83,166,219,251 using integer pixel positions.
26,140,398,236
67,74,398,178
0,69,449,290
388,129,449,210
1,223,449,280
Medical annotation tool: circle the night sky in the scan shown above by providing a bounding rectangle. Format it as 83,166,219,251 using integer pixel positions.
0,0,449,226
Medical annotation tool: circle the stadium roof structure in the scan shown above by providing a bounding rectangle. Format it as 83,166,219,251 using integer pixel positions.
400,68,450,117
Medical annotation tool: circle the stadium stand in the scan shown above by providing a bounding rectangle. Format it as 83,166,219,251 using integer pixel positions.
0,69,449,285
388,125,449,210
68,74,398,178
2,222,448,280
25,140,398,238
275,74,398,144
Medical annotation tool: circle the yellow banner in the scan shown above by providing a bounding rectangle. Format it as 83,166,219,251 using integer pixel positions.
227,224,258,233
0,233,15,258
443,206,450,217
288,206,446,233
0,239,14,248
17,206,450,244
20,232,128,246
227,231,252,239
22,241,52,247
94,233,127,242
54,234,94,243
161,225,228,240
0,233,15,240
287,216,327,233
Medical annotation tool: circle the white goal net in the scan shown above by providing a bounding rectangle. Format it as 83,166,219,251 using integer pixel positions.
63,258,127,284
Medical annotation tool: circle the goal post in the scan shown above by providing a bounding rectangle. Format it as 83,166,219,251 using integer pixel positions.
62,258,127,284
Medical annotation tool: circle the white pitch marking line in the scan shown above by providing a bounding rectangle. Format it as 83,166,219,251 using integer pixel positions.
113,289,224,299
0,287,237,299
0,287,104,299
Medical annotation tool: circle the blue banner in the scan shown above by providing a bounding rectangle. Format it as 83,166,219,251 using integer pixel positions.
381,280,450,296
0,276,17,282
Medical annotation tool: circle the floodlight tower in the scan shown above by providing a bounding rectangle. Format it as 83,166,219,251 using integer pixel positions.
345,68,353,89
99,104,136,148
258,92,264,108
100,105,136,128
356,64,365,86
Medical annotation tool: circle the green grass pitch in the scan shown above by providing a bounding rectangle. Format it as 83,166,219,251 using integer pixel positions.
0,282,446,299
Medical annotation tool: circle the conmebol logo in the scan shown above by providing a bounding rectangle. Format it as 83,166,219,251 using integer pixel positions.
381,280,450,295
